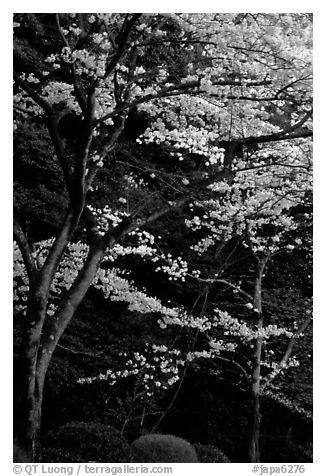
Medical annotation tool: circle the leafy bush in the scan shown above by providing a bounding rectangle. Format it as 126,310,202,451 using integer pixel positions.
44,421,129,462
41,448,83,463
261,435,313,463
13,443,28,462
130,434,198,463
193,443,230,462
299,442,313,462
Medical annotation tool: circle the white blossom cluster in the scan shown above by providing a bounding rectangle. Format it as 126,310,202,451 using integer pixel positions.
93,264,182,320
93,86,115,124
186,154,312,255
42,81,79,112
13,229,191,324
87,205,130,233
215,309,293,342
156,255,189,282
123,173,147,189
77,344,185,396
99,229,158,263
77,334,239,396
157,310,215,331
14,236,189,325
14,84,44,116
13,239,88,315
261,356,299,370
138,102,225,165
13,242,29,312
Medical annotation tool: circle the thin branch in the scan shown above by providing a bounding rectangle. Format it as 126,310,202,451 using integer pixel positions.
204,278,252,301
104,14,142,78
151,361,189,433
120,197,189,236
96,118,127,159
237,109,313,146
56,343,106,359
55,14,88,115
278,129,312,141
151,290,209,433
275,75,312,99
261,316,312,390
55,13,70,48
13,71,53,115
13,217,37,282
213,355,250,384
47,115,74,197
95,78,273,127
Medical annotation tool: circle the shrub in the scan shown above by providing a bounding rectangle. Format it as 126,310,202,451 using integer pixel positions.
13,443,28,462
261,435,313,462
41,448,82,463
193,443,230,462
44,421,129,462
130,434,198,463
299,442,313,462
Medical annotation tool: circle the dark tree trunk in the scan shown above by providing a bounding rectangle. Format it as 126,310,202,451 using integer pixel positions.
16,372,45,462
15,322,47,463
249,338,263,463
14,226,127,461
248,256,268,463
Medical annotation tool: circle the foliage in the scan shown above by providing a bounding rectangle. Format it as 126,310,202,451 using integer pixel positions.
44,421,130,463
41,447,83,463
193,443,230,463
13,443,28,463
261,436,313,463
160,369,312,462
14,119,67,239
130,434,198,463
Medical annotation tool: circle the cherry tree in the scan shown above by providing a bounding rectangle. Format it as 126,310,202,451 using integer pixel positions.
70,151,312,462
184,151,312,461
13,13,312,461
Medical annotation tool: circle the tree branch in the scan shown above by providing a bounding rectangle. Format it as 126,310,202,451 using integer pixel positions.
261,316,312,390
38,201,86,308
119,197,189,237
55,14,88,116
238,109,313,146
200,278,253,302
95,78,273,127
56,343,106,359
13,217,37,282
13,71,53,115
36,194,191,374
47,115,74,197
104,14,142,78
214,355,250,384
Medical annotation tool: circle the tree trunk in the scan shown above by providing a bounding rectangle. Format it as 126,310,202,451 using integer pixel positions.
248,256,268,463
249,334,263,462
15,359,46,462
14,279,47,461
14,199,89,460
13,194,179,461
14,233,117,461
